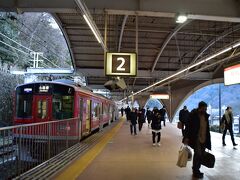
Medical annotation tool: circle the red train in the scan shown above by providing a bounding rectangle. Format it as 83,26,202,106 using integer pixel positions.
13,80,118,148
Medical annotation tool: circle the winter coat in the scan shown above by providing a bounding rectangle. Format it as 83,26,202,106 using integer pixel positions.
146,110,153,120
221,112,233,129
125,107,131,120
130,111,138,125
151,111,161,130
184,109,211,150
138,108,146,123
179,109,190,124
159,108,166,121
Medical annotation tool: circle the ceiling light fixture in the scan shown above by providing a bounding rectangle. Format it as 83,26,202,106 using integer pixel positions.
176,14,188,23
150,94,170,99
120,41,240,102
83,14,101,43
75,0,107,51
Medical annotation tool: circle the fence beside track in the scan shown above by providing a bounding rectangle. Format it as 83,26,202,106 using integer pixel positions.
0,118,83,179
15,120,118,180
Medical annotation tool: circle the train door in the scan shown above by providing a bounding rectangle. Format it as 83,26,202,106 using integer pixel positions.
112,105,115,122
78,98,83,140
110,105,113,122
34,95,52,122
100,103,103,130
86,99,91,133
108,104,111,125
97,102,101,129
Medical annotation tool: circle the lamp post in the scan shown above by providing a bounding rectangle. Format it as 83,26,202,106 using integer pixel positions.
219,84,222,132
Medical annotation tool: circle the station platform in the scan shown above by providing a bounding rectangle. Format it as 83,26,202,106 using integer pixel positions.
54,118,240,180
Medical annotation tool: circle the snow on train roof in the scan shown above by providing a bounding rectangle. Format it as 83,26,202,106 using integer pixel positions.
53,79,77,86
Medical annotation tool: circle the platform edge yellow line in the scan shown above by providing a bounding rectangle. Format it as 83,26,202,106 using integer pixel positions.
55,119,124,180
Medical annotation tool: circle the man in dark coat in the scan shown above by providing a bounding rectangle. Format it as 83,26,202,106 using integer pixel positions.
179,106,190,136
184,101,211,179
159,106,166,126
125,106,131,121
121,107,124,117
151,108,161,146
221,106,237,146
146,107,153,127
138,107,146,131
129,108,138,135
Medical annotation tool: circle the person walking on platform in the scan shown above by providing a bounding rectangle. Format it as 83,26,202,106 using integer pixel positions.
179,106,190,136
138,107,146,131
125,106,131,121
159,106,166,126
183,101,212,179
151,107,161,146
130,108,138,135
146,107,153,128
121,107,124,117
221,107,238,146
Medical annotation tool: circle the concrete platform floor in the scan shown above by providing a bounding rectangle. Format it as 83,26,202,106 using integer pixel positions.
59,119,240,180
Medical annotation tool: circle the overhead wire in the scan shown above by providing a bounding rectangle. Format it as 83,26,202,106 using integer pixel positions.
1,15,68,68
4,13,70,62
0,39,48,68
0,31,59,68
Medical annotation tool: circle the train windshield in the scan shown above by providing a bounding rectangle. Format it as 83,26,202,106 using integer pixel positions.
16,86,33,118
16,83,74,120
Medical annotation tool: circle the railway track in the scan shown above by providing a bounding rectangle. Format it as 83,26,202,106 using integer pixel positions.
14,121,118,179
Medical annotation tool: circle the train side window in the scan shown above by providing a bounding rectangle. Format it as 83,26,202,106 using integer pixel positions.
62,96,74,118
52,97,62,119
102,104,106,114
92,102,96,117
86,100,91,120
97,103,100,118
105,104,109,114
79,98,83,121
93,102,100,118
103,104,108,115
37,100,48,119
109,105,112,113
86,100,91,131
100,103,103,115
52,95,74,119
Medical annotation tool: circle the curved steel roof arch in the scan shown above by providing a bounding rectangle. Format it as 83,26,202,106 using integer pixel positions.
51,13,76,70
118,15,128,52
190,23,240,65
151,20,192,72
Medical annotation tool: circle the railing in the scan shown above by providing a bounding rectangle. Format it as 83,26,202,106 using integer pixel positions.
0,117,81,179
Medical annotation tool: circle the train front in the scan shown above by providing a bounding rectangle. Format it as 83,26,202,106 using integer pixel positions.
13,82,79,160
14,82,75,124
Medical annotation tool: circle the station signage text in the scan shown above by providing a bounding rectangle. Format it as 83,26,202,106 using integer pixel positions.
105,52,137,76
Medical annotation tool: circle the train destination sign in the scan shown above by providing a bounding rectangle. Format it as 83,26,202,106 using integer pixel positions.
105,53,137,76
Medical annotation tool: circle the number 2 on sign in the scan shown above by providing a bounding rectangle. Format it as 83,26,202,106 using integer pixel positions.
116,57,126,71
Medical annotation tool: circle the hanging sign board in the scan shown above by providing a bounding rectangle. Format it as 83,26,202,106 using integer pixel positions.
150,94,169,100
105,53,137,76
224,64,240,85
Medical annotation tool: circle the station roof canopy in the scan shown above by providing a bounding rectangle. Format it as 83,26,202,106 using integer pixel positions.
1,0,240,100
